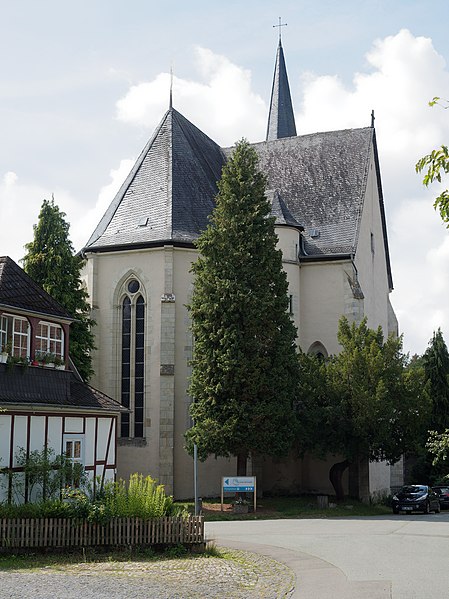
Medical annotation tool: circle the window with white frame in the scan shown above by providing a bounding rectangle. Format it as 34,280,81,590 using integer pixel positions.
0,315,7,352
0,314,30,357
65,438,83,463
63,436,85,487
36,321,64,359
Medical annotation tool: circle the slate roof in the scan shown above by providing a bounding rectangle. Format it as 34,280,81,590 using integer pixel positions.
0,256,73,321
0,362,125,412
267,189,304,230
84,108,225,251
247,128,373,257
266,40,297,141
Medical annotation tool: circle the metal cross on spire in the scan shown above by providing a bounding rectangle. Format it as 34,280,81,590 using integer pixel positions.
273,17,287,42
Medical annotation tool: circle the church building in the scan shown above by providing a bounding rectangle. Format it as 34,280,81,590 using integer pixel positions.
81,40,399,500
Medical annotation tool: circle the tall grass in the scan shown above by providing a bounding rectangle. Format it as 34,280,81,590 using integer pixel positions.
103,474,174,518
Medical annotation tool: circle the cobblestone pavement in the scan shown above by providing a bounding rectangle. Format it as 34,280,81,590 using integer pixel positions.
0,548,294,599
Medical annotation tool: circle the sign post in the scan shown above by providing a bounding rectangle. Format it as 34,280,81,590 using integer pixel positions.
221,476,257,512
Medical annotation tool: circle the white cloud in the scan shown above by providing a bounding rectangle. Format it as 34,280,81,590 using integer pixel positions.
3,171,18,187
0,173,76,264
72,158,135,252
116,46,267,146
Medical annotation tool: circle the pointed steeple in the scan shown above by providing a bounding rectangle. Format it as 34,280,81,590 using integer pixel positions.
266,39,297,141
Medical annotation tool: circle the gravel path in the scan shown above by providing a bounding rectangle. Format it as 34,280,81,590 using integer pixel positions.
0,548,294,599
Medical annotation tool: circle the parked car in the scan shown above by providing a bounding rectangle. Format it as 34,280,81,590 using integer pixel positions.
392,485,441,514
433,486,449,509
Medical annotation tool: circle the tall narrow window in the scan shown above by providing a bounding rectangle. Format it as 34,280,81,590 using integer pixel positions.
134,296,145,437
120,279,145,438
121,297,131,437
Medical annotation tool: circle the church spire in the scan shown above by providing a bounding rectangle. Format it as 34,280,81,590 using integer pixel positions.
266,34,297,141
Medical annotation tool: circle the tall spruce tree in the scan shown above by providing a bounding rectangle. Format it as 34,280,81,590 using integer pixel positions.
185,140,299,475
22,198,95,381
423,328,449,432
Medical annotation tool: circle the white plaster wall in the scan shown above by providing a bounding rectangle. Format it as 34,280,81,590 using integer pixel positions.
65,417,84,434
299,261,351,356
13,416,27,463
29,416,46,451
368,460,391,499
354,149,391,336
0,415,11,469
47,417,63,454
96,418,111,459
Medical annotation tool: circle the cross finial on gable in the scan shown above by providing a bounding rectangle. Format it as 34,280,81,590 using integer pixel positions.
371,109,375,128
273,17,287,42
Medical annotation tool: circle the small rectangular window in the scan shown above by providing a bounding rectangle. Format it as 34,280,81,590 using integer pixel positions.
289,295,293,315
64,438,83,464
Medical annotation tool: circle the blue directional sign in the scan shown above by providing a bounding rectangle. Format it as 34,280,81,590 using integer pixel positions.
223,476,255,492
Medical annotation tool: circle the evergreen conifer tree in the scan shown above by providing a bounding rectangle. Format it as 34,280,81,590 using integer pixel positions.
423,328,449,432
185,140,299,475
22,198,95,381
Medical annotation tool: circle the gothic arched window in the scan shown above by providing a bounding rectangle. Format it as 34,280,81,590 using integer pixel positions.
307,341,328,361
120,279,145,438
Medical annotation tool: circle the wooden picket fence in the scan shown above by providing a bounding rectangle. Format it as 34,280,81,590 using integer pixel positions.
0,516,204,550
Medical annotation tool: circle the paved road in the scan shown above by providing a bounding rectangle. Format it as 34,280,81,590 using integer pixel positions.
206,512,449,599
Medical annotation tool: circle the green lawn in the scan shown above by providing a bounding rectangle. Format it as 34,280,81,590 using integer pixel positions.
178,495,391,521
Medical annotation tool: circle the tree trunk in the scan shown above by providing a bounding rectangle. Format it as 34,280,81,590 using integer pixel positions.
329,459,350,501
237,452,248,476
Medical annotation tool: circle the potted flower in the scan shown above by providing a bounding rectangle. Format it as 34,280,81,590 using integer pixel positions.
43,352,56,368
34,350,46,366
0,342,10,364
232,497,250,514
54,355,65,370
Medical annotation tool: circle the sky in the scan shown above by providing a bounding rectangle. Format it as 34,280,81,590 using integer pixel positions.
1,0,449,356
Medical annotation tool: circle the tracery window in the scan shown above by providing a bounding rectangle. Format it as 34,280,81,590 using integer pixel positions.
120,278,145,438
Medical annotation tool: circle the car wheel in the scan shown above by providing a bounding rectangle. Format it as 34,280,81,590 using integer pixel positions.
393,507,399,514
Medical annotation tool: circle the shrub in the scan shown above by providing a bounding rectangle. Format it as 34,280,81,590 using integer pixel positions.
0,473,181,524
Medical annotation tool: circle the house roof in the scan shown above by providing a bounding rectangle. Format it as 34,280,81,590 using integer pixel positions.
0,363,125,412
0,256,73,321
84,108,225,251
266,40,297,141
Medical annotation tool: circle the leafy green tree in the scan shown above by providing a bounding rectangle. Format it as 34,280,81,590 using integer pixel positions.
297,317,430,500
423,328,449,433
22,198,95,380
426,429,449,481
415,97,449,225
185,139,299,475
